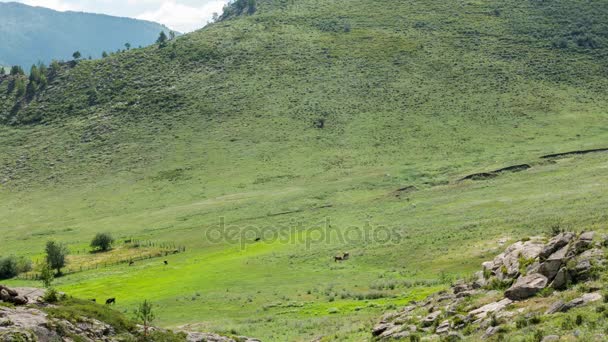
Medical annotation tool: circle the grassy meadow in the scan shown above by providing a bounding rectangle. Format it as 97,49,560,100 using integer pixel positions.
1,0,608,340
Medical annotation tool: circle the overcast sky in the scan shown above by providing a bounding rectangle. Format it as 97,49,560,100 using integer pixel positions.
3,0,230,32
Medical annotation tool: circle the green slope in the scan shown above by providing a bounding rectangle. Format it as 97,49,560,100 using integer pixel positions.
1,0,608,340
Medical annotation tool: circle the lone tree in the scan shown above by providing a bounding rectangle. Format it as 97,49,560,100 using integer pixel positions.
125,43,131,50
134,300,156,336
157,31,168,47
40,262,54,288
91,233,114,252
45,240,69,275
72,51,81,60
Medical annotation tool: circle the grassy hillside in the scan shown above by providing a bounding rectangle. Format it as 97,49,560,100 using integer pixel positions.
1,0,608,340
0,2,172,68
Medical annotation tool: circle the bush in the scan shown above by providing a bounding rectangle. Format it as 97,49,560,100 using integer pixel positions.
0,256,32,280
0,257,18,279
43,288,60,303
91,233,115,252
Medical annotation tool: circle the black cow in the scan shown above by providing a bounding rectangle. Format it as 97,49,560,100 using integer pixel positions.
105,298,116,305
164,260,168,265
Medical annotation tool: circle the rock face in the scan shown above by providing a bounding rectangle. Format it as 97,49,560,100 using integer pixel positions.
372,231,606,340
0,285,29,306
505,273,548,300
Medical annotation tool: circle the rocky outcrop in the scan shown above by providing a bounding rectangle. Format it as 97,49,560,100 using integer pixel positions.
0,285,29,306
0,285,258,342
372,231,606,340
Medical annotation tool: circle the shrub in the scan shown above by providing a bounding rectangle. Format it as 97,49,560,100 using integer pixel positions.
90,233,114,252
0,257,18,279
0,256,32,279
43,288,59,303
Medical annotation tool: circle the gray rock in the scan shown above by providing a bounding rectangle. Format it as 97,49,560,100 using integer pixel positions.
468,298,512,320
526,261,541,275
483,326,501,339
539,245,569,280
540,232,575,259
436,320,450,334
547,293,602,313
505,273,548,300
574,231,595,252
541,335,560,342
372,323,393,336
546,300,565,314
571,258,593,281
549,267,569,290
422,310,442,327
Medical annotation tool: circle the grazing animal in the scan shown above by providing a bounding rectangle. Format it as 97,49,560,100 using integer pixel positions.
254,237,261,242
334,255,344,262
129,261,134,266
164,260,168,265
90,299,96,303
343,252,350,260
105,298,115,305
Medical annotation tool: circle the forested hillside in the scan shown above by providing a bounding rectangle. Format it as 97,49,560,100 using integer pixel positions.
0,2,172,68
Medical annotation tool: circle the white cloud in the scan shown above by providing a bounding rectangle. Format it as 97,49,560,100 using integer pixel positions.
136,1,227,32
3,0,230,32
21,0,77,11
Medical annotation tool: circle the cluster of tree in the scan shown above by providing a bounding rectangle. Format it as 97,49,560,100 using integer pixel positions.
0,256,32,280
5,62,60,99
217,0,257,21
0,232,115,281
26,63,48,97
156,31,177,48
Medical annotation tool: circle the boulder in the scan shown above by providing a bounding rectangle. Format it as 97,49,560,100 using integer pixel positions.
436,320,450,334
0,289,10,302
468,298,513,320
540,232,574,259
549,267,569,290
12,296,28,305
574,231,595,252
452,282,471,294
546,293,602,314
546,300,565,314
505,273,548,300
483,326,501,339
499,241,544,278
539,245,569,280
372,323,394,336
541,336,560,342
571,258,593,281
422,311,442,327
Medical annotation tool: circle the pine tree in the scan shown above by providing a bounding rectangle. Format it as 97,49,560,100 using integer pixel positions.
10,65,24,76
157,31,168,47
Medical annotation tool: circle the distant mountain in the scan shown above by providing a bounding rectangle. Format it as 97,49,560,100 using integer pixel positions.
0,2,174,68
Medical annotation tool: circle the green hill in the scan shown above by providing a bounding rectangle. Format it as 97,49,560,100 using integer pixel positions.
1,0,608,340
0,2,173,68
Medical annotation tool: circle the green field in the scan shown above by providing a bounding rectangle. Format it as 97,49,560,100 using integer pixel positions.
1,0,608,340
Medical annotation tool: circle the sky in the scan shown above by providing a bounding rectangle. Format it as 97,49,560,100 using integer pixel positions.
2,0,230,32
